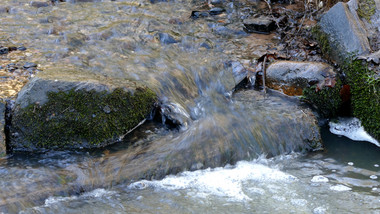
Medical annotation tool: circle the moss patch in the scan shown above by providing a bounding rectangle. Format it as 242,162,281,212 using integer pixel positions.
343,60,380,140
311,25,332,60
357,0,376,22
303,80,343,118
12,87,157,149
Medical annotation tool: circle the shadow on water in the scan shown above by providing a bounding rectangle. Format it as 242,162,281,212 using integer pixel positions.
319,126,380,170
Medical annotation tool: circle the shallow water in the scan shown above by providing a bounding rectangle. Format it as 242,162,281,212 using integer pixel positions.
0,0,379,213
17,128,380,214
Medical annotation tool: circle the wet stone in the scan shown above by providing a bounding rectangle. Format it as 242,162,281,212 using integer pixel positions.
0,101,6,157
191,11,210,19
0,47,9,55
30,1,50,8
157,33,177,45
6,63,18,72
209,7,225,16
17,46,27,51
243,16,276,34
0,7,10,13
210,0,224,7
23,62,37,69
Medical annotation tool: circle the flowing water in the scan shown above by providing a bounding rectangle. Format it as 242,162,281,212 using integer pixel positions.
0,0,379,213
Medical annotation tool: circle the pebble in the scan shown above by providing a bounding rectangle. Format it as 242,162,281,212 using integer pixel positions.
209,7,225,16
23,62,37,69
0,47,9,55
18,46,27,51
347,162,354,166
30,1,50,8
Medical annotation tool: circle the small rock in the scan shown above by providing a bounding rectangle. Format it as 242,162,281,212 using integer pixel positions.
209,7,225,16
0,7,9,13
210,0,223,7
30,1,50,8
6,63,18,72
0,47,9,55
23,62,37,69
157,33,177,45
0,101,6,157
103,105,111,114
243,16,276,34
191,11,210,19
17,46,27,51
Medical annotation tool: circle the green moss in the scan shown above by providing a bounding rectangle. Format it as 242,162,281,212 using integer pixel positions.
12,87,157,149
357,0,376,22
343,59,380,140
311,25,332,59
302,80,343,118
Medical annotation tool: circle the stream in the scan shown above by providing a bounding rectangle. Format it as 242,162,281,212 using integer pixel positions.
0,0,379,213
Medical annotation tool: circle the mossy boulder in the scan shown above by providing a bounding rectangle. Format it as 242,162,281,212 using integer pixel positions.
343,60,380,141
8,71,157,152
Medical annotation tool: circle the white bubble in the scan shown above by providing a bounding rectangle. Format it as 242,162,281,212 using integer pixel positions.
370,175,378,180
330,184,352,192
313,206,327,214
311,175,329,183
347,162,354,166
372,188,378,191
374,164,379,167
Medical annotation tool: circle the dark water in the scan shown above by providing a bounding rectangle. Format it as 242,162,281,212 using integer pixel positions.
0,0,379,213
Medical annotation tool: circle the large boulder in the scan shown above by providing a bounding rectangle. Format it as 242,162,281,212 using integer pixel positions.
266,61,336,96
319,0,371,62
8,69,157,152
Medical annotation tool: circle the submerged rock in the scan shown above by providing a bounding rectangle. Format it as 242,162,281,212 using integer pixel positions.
266,61,336,96
319,0,371,61
232,90,322,152
8,70,157,151
0,101,6,157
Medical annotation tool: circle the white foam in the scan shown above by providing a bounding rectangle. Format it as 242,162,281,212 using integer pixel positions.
290,198,307,206
329,184,352,192
369,175,378,180
311,175,329,183
130,161,297,201
313,206,327,214
329,118,379,147
43,188,115,206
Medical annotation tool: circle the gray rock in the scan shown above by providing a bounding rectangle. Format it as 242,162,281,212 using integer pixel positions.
9,69,157,151
209,7,225,16
30,1,50,8
0,101,6,157
319,0,371,61
243,16,276,34
23,62,37,69
0,47,8,55
0,7,9,13
266,61,336,96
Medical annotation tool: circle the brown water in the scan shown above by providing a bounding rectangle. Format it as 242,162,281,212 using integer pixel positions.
0,0,379,213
